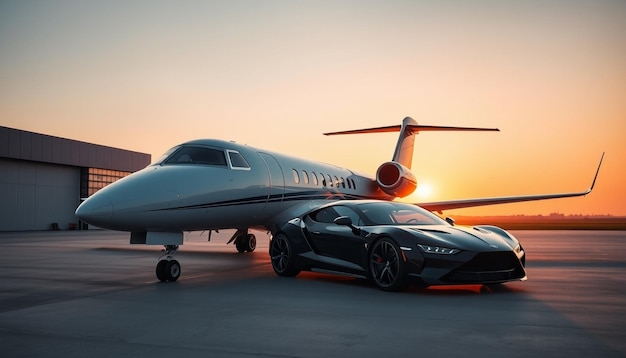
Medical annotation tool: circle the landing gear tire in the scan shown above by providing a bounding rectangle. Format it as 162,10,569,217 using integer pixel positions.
165,260,181,282
236,234,257,253
156,244,181,282
269,234,300,277
156,260,168,282
369,237,407,292
156,260,181,282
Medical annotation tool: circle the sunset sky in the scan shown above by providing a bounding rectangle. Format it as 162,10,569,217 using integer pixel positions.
1,1,624,216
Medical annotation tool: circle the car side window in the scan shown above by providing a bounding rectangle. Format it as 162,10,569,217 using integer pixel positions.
311,206,362,226
311,207,340,223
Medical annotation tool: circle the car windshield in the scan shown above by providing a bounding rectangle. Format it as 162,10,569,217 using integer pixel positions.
357,202,447,226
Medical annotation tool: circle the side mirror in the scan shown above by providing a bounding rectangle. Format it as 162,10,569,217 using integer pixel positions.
333,216,361,235
445,217,455,226
334,216,353,226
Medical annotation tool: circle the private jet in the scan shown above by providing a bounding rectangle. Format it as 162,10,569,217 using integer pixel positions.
75,117,602,285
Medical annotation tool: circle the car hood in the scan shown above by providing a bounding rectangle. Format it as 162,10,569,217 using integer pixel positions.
403,225,518,251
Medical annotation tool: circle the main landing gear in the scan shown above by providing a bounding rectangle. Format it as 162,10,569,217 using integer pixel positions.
235,233,257,253
227,228,257,253
156,245,181,282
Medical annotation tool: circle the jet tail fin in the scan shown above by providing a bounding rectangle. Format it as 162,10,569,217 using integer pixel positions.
324,117,499,169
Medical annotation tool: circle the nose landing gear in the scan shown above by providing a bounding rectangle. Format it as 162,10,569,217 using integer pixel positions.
156,245,181,282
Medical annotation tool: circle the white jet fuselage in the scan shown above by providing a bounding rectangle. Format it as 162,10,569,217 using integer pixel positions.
77,139,389,232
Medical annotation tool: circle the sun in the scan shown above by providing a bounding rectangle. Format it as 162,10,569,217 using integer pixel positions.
415,182,433,199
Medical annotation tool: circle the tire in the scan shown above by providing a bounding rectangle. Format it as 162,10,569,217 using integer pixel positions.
369,238,407,291
269,234,300,277
235,238,246,253
156,260,168,282
235,234,256,253
246,234,257,252
165,260,181,282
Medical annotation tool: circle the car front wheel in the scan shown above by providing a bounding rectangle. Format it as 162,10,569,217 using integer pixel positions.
369,238,407,291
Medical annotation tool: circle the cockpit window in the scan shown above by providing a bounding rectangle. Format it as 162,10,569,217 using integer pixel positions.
227,150,251,170
163,146,227,166
152,146,180,165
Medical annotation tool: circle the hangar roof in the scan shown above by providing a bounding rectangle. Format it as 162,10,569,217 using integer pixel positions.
0,126,150,172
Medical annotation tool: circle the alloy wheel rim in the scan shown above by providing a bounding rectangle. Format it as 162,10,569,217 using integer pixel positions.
370,241,399,287
271,237,289,272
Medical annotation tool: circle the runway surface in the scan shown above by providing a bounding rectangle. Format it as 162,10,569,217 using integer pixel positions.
1,229,624,357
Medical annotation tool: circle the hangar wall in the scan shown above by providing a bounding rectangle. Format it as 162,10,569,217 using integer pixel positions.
0,126,151,231
0,158,80,231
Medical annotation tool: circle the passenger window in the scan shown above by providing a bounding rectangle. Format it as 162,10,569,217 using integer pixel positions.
347,177,352,189
327,174,333,187
334,176,339,188
302,170,309,184
227,150,251,170
320,173,327,186
311,172,319,186
293,169,300,184
164,146,227,166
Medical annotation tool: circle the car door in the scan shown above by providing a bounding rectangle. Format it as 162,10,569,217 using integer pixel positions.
303,206,367,269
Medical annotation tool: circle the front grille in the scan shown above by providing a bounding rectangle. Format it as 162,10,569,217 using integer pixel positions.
443,251,525,283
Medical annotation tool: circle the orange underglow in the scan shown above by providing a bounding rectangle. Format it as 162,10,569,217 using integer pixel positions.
1,2,624,215
411,284,526,295
296,273,525,294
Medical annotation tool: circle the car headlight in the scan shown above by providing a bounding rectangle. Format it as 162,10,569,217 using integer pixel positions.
417,244,460,255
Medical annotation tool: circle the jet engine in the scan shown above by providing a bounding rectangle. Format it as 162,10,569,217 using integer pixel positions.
376,161,417,197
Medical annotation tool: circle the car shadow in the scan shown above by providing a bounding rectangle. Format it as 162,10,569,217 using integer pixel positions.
296,271,524,295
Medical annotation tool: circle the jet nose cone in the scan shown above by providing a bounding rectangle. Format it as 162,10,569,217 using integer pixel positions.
76,193,113,224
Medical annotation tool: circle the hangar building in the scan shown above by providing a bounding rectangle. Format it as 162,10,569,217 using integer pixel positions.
0,126,151,231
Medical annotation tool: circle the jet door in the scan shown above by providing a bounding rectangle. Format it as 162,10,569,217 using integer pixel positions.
257,153,285,220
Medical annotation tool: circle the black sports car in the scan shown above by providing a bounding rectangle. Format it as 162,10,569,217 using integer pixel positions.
269,200,526,291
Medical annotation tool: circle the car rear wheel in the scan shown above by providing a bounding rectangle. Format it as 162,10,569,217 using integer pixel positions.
369,238,407,291
269,234,300,277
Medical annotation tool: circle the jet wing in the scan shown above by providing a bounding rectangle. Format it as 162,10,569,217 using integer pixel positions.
417,153,604,213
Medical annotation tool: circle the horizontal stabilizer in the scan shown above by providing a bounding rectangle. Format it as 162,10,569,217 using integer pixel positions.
324,117,499,169
323,121,499,136
418,152,605,213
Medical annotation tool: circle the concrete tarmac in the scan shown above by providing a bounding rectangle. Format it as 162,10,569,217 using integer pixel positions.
0,229,624,357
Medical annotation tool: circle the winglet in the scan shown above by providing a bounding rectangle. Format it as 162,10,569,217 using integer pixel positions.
586,152,604,194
